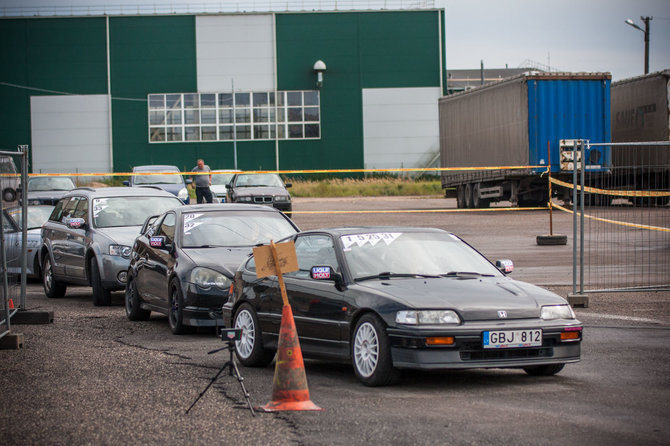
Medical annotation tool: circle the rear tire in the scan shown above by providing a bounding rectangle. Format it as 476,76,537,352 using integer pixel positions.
464,183,474,209
456,185,466,209
125,275,151,321
90,258,111,306
351,313,400,386
233,303,274,367
472,183,490,208
42,255,66,299
523,363,565,376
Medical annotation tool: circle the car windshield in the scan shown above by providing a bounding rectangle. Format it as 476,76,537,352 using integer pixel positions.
341,231,502,280
211,173,236,185
6,206,54,230
234,173,283,188
133,172,183,185
93,196,181,228
27,177,76,191
181,210,296,248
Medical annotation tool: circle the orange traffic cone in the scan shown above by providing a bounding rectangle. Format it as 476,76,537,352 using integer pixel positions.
259,304,322,412
8,298,14,309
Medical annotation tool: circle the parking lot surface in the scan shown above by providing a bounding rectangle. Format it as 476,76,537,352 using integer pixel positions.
1,197,668,445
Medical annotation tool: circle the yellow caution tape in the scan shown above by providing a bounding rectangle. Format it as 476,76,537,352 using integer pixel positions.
4,165,545,178
293,207,548,215
552,202,670,232
550,177,670,197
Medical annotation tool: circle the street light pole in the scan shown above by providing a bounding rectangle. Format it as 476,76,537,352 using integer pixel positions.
625,16,652,74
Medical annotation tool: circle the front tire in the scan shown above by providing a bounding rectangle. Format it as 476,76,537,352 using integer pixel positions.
523,363,565,376
233,303,274,367
90,257,111,306
42,255,66,299
168,279,189,334
351,313,400,386
125,275,150,321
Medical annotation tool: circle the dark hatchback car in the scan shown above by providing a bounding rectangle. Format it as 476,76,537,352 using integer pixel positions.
124,164,191,204
40,187,183,306
125,204,299,334
223,227,582,386
226,173,292,217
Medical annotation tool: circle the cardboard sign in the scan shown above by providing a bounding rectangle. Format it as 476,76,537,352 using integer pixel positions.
253,241,298,278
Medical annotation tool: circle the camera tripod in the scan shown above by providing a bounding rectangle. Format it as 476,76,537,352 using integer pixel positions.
186,332,255,416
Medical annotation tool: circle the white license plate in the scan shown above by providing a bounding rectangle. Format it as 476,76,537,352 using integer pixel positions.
482,329,542,349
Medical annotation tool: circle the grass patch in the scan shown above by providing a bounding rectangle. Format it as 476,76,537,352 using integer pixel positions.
289,178,442,198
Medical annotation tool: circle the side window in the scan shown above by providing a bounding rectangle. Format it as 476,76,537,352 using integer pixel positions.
73,197,89,223
286,235,338,279
157,212,176,244
60,197,80,222
49,198,69,222
2,213,16,233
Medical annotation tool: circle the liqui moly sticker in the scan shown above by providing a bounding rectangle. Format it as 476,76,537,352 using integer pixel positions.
341,233,402,250
311,266,331,279
149,236,164,247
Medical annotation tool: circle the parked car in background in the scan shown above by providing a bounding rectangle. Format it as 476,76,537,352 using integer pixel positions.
209,169,240,202
125,204,299,334
224,226,582,386
226,173,292,217
124,165,191,204
25,176,76,205
2,204,54,278
1,155,20,204
40,187,183,306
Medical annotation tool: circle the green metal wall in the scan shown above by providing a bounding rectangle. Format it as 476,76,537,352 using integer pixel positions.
276,11,442,171
0,18,107,164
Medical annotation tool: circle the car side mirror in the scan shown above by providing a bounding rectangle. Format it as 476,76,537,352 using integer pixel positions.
67,217,86,229
285,183,292,188
225,184,231,189
185,178,193,185
123,180,130,186
310,265,345,290
149,235,173,253
496,259,514,274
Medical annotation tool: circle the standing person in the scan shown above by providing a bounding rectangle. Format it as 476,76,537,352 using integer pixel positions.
191,158,213,203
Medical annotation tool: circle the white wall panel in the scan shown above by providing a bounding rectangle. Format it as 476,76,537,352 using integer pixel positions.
196,15,275,92
362,87,441,170
31,95,110,173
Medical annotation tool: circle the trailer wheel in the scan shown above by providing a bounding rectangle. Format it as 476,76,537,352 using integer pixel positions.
464,184,474,208
456,186,466,209
472,183,490,208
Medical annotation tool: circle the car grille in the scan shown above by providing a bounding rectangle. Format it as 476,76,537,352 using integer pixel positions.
460,347,553,361
253,196,273,203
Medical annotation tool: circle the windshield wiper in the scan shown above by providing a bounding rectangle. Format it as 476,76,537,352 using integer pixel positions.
441,271,495,278
355,272,441,282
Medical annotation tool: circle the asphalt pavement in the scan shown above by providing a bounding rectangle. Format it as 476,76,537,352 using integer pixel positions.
1,196,668,446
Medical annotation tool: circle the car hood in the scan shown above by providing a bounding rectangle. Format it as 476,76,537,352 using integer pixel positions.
357,276,567,320
183,247,252,276
233,186,287,197
27,190,69,200
95,226,144,246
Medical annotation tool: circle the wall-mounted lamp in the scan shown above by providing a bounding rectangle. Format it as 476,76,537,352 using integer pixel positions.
313,60,327,88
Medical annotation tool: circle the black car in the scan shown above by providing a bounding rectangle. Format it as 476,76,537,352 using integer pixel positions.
223,227,582,386
226,173,292,217
125,204,300,334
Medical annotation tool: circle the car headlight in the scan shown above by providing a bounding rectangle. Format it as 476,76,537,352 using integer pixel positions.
178,188,189,201
274,195,290,202
237,196,252,202
109,245,132,257
28,199,42,205
541,305,575,320
190,267,232,290
396,310,461,325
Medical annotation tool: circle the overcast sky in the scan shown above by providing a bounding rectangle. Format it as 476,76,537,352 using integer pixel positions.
1,0,669,81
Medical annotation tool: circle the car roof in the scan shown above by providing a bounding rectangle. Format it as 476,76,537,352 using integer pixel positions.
132,165,181,172
173,203,286,214
62,186,182,199
306,226,450,237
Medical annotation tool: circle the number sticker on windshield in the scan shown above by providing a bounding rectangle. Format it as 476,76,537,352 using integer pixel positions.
92,198,108,218
341,233,402,250
183,213,203,235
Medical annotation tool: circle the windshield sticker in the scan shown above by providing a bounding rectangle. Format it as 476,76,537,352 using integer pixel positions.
341,233,402,250
183,213,204,234
92,199,109,218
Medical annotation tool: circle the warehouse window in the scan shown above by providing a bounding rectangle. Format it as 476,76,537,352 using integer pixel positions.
148,91,320,143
